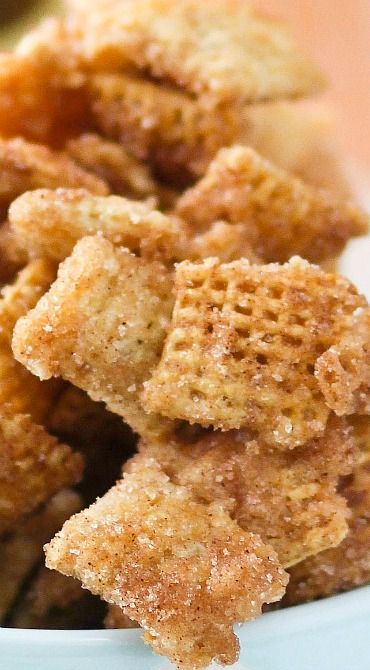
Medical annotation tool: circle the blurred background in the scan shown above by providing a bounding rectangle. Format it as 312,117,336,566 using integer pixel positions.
0,0,368,180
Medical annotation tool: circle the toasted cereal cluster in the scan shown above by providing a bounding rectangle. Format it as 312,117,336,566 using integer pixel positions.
0,0,369,667
45,457,287,669
143,257,367,447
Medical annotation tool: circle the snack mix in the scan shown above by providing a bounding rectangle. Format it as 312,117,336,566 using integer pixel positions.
0,1,369,668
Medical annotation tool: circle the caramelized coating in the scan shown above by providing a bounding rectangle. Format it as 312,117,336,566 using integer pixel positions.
9,188,187,264
285,416,370,603
0,137,107,212
174,146,368,264
315,307,370,416
0,260,61,422
0,489,81,623
66,133,160,200
70,0,324,105
143,257,367,448
0,20,89,147
0,408,83,536
45,457,287,669
0,221,28,285
12,236,175,439
88,73,242,184
138,416,356,568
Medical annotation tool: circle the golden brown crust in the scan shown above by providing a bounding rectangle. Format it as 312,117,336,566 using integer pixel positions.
0,221,28,286
143,257,366,448
315,307,370,416
0,489,82,623
0,260,61,422
45,457,287,669
0,408,83,536
174,146,368,264
65,133,160,200
71,0,324,105
285,415,370,603
12,236,175,440
9,188,187,265
88,72,242,184
0,137,107,213
182,221,262,265
137,415,356,568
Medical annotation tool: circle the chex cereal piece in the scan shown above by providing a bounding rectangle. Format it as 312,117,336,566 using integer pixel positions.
0,489,81,623
175,146,368,264
0,137,107,212
0,19,89,147
0,408,83,536
45,457,287,669
138,415,356,568
88,73,241,184
12,236,175,440
66,133,160,201
315,306,370,416
0,260,61,422
143,257,367,448
9,188,187,264
285,415,370,603
70,0,323,106
0,221,28,285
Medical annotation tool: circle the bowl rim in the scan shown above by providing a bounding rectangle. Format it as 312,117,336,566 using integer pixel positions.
0,584,369,648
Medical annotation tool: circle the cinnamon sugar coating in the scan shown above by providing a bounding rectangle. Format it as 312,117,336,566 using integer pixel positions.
143,257,367,448
175,146,368,264
45,457,287,669
12,236,175,440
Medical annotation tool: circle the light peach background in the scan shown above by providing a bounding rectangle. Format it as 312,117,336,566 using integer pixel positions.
256,0,370,177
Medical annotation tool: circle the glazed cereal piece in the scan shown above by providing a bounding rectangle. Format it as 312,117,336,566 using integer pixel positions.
47,385,136,502
241,102,353,199
9,188,187,264
0,489,81,624
138,415,356,568
0,137,107,213
88,73,242,184
0,20,89,147
66,133,160,201
315,307,370,416
70,0,324,106
0,260,61,422
0,222,28,285
105,604,139,629
0,408,83,536
9,566,104,629
174,146,368,264
142,257,367,448
45,457,287,669
285,416,370,603
12,236,175,440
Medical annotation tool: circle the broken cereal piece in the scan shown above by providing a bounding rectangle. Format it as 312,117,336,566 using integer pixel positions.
45,457,287,669
0,260,61,422
0,409,83,535
315,307,370,416
12,236,175,440
175,146,368,264
143,257,366,448
138,415,356,568
9,188,187,264
285,415,370,602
